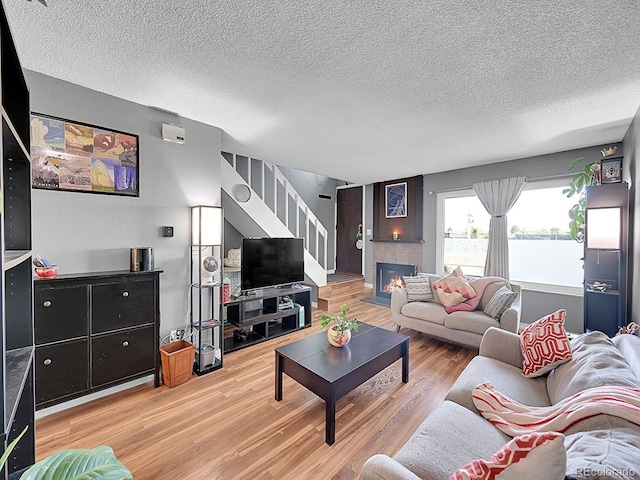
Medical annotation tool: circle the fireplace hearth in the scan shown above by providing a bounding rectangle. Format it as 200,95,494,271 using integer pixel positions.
376,262,418,298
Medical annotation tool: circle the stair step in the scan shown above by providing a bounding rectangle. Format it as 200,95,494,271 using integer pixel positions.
317,277,366,311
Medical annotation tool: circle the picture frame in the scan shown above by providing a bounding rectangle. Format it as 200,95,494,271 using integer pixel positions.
30,113,139,197
600,156,622,184
385,182,407,218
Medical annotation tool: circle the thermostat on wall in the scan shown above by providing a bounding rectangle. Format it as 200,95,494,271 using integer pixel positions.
162,124,186,144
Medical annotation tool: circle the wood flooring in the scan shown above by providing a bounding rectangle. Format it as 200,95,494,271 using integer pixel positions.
34,293,477,480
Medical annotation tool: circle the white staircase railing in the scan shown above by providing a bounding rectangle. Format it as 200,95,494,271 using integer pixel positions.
221,153,327,287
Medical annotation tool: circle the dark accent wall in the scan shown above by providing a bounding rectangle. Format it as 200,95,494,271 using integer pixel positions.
373,176,423,241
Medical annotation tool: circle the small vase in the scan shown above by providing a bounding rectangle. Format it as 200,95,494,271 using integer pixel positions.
327,326,351,347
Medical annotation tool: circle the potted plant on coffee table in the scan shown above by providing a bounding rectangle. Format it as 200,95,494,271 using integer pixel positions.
318,304,359,347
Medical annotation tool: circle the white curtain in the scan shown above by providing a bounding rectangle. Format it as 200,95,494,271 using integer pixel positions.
473,177,527,279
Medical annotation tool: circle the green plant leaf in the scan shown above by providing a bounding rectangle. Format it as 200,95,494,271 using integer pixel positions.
20,446,132,480
568,157,583,170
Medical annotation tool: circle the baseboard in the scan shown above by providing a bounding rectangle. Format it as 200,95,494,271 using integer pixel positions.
364,282,373,289
35,375,153,419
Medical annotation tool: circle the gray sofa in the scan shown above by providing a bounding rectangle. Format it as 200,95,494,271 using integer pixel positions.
361,328,640,480
391,275,521,349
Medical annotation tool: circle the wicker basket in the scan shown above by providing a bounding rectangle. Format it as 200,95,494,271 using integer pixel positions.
160,340,195,387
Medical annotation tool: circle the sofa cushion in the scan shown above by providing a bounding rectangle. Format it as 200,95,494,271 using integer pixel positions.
612,334,640,382
393,401,511,480
432,267,478,308
565,427,640,480
428,274,444,304
478,280,509,311
451,432,566,480
445,356,550,413
520,309,572,378
445,310,499,336
402,274,434,302
547,331,640,405
401,301,448,325
483,286,518,320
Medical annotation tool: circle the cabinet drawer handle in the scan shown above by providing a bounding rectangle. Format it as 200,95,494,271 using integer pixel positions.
122,341,129,347
43,359,52,366
43,300,52,307
122,291,129,297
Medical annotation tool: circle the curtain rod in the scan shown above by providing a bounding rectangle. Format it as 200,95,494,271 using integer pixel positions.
427,173,573,194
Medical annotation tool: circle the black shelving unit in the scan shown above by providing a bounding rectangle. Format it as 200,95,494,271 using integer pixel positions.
0,2,35,477
224,285,312,353
584,182,629,337
190,206,224,376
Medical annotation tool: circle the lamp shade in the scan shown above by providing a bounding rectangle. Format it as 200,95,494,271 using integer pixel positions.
586,207,620,250
191,205,222,245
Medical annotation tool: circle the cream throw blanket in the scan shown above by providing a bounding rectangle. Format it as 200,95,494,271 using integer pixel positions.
472,382,640,437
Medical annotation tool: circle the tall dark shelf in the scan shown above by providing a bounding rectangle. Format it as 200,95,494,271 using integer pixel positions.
190,206,225,376
583,182,629,337
0,2,35,477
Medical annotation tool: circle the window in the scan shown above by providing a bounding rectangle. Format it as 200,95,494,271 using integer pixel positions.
438,192,490,276
436,179,584,292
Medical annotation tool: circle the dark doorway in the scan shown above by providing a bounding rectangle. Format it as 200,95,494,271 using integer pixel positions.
336,186,363,276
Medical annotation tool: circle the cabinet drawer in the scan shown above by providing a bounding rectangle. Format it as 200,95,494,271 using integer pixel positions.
91,326,155,387
36,339,89,405
92,279,154,333
34,285,88,345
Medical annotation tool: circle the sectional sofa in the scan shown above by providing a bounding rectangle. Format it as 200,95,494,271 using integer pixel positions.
360,328,640,480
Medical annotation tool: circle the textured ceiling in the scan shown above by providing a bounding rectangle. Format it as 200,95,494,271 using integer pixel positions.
5,1,640,183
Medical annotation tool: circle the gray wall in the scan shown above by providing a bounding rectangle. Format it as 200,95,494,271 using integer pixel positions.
363,143,623,332
27,71,222,337
623,105,639,325
277,166,342,270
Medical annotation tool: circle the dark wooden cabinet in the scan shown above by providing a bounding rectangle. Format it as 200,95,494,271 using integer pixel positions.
92,326,155,387
35,340,88,405
34,271,162,410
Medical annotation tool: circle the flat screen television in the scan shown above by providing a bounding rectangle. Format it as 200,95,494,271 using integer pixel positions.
241,237,305,291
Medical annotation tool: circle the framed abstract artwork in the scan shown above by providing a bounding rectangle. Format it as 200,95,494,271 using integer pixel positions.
386,182,407,218
30,113,139,196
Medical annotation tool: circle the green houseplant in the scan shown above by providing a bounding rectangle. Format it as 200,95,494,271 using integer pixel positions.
318,304,359,347
563,156,600,243
0,428,131,480
20,446,132,480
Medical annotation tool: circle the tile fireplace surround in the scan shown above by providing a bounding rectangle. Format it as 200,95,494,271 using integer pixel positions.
372,240,423,291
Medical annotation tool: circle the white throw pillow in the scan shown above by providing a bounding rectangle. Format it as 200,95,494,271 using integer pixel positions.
224,248,241,268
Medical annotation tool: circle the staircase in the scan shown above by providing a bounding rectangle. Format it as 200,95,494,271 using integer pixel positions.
221,153,328,287
317,276,366,311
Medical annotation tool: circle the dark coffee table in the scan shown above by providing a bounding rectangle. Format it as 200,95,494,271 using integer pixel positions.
275,322,409,445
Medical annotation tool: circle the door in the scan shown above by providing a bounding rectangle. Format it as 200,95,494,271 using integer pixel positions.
336,186,363,275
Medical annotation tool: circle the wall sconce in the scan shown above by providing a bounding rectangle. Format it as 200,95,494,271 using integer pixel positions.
586,207,621,250
392,231,399,240
191,205,223,245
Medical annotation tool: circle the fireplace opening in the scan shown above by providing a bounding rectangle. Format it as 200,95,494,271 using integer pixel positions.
376,262,418,298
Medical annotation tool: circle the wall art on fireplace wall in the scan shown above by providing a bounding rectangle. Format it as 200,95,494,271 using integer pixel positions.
30,113,139,197
385,182,407,218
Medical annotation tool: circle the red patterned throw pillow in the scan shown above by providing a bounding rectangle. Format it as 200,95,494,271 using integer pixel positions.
520,309,572,378
431,267,477,308
450,432,566,480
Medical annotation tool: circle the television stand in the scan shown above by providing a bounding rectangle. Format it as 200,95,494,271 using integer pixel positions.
224,285,312,353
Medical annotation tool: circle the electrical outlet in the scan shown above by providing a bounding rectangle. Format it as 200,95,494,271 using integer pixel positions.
170,329,177,342
177,329,185,340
